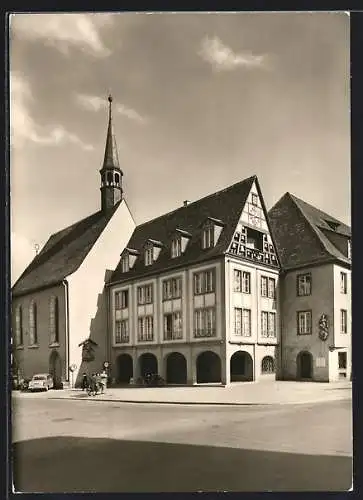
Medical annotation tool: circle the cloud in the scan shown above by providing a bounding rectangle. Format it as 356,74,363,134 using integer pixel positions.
11,231,37,285
199,36,265,71
75,93,147,124
10,72,94,151
10,13,113,57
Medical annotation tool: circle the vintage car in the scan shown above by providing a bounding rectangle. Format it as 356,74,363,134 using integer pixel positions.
28,374,54,392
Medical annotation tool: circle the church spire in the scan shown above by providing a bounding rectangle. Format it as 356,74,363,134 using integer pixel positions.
102,95,121,171
100,94,123,211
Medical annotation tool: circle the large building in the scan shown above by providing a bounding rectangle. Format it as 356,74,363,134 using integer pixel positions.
11,98,351,387
11,97,135,387
106,176,281,385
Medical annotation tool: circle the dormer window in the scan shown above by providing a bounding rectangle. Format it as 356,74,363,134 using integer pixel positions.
202,226,214,249
120,248,139,273
202,217,224,250
121,255,129,273
144,239,163,266
325,219,340,231
145,246,153,266
171,229,192,258
171,238,182,258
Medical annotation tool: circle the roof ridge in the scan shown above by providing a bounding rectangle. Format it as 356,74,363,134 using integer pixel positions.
135,175,257,230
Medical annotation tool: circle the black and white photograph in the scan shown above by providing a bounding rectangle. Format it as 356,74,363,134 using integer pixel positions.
9,11,352,493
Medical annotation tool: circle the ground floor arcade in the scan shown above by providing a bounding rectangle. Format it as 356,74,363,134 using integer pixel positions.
110,343,278,386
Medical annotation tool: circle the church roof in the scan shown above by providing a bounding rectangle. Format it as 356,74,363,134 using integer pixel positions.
268,192,351,271
109,175,257,284
12,203,120,297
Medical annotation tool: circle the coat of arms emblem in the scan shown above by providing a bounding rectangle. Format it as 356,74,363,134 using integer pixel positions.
318,314,329,341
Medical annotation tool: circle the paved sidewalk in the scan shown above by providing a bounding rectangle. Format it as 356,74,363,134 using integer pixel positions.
43,380,353,406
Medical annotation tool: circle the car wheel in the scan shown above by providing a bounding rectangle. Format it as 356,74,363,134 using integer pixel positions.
44,386,48,392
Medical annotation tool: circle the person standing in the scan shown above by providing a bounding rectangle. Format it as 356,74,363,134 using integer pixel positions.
100,370,108,394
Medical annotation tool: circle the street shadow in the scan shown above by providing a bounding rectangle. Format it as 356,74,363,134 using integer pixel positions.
12,436,352,493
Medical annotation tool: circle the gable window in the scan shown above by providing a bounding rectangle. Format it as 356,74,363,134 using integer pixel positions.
164,311,183,340
115,290,129,309
171,238,182,258
234,270,250,294
234,308,251,336
15,305,23,346
251,193,258,206
194,269,215,295
121,255,129,273
297,273,311,296
297,310,312,335
202,226,214,249
137,284,153,305
115,319,129,343
145,247,153,266
340,309,347,334
29,301,38,345
138,315,154,341
162,278,182,300
49,296,59,344
340,272,347,294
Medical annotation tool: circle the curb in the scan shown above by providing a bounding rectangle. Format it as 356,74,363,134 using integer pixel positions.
48,396,351,406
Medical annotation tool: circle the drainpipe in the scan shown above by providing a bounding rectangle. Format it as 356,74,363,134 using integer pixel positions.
62,279,70,382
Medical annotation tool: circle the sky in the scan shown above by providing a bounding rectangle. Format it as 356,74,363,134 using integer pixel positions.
10,11,350,283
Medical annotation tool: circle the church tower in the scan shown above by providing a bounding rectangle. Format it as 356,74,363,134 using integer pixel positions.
100,95,123,211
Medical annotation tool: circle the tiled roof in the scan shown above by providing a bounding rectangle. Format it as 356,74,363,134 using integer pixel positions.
268,193,351,270
12,203,120,297
110,175,256,284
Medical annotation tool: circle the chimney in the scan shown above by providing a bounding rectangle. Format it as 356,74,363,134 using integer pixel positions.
183,200,190,207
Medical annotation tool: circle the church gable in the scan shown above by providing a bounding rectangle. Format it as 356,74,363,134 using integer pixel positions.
228,180,279,268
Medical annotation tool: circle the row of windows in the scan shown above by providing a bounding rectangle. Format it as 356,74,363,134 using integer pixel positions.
115,307,216,343
14,297,60,347
297,310,348,335
115,271,216,309
114,307,277,344
114,270,278,309
233,271,276,297
234,309,277,337
297,272,348,297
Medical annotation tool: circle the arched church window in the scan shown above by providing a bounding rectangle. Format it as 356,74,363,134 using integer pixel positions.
115,173,120,184
101,173,106,184
107,172,113,184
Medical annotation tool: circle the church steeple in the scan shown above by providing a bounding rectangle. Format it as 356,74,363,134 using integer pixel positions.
100,95,123,211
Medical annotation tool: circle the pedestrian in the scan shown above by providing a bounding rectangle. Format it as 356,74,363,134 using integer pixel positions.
81,372,88,391
100,370,108,393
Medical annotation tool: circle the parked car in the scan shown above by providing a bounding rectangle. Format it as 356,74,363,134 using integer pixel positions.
28,374,54,392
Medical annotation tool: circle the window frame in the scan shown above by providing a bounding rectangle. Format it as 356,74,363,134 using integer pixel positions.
29,301,38,345
261,356,275,373
340,272,347,294
15,305,23,346
115,319,129,344
202,225,214,249
193,307,216,338
138,315,154,342
234,307,251,337
297,310,312,335
137,284,153,305
171,237,182,258
251,193,258,206
297,273,312,297
49,296,59,344
193,269,216,295
340,309,347,334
